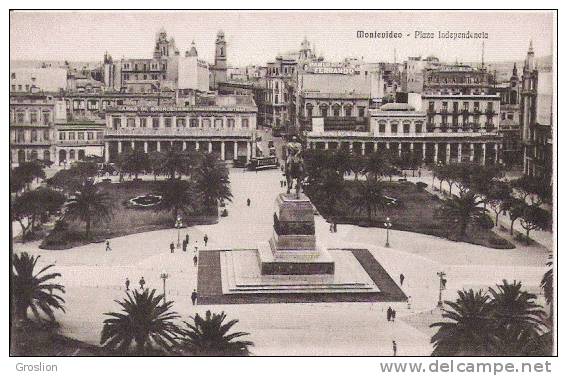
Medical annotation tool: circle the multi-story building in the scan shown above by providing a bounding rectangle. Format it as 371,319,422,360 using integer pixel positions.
401,55,441,94
103,94,258,163
10,67,67,93
520,41,553,186
210,31,228,90
496,64,522,166
10,92,60,165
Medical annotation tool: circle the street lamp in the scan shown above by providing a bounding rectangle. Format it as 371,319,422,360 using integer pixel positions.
437,271,447,308
160,272,169,303
384,217,392,248
175,216,183,248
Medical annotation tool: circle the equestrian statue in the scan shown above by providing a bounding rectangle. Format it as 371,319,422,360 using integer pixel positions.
284,136,304,199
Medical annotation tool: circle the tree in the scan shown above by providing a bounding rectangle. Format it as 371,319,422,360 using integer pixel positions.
350,180,385,222
12,188,66,241
100,289,183,355
64,180,112,238
117,149,149,180
305,170,345,218
193,153,232,212
329,149,351,179
157,178,197,221
148,151,165,181
508,198,526,236
488,280,546,354
161,150,188,179
541,255,553,324
11,161,46,192
511,175,551,205
12,252,65,323
486,181,512,227
363,152,386,182
181,310,253,356
47,161,98,193
303,149,332,184
437,191,486,240
430,289,494,356
519,204,551,245
350,154,365,181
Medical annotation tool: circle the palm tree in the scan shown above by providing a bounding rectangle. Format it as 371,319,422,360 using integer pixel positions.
181,310,253,356
157,178,197,221
194,153,232,213
363,152,386,182
148,151,165,181
350,180,385,222
117,149,149,180
430,289,494,356
100,289,183,355
161,150,189,179
541,255,553,310
64,180,112,238
12,252,65,323
437,191,485,240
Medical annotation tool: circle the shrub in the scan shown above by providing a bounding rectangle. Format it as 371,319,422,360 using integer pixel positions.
475,213,494,229
416,182,428,191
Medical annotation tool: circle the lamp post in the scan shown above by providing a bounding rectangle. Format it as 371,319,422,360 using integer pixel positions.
175,216,183,248
160,272,169,303
384,217,392,248
437,271,447,308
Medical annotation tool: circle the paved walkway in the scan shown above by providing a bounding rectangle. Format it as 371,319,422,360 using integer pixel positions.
13,168,549,356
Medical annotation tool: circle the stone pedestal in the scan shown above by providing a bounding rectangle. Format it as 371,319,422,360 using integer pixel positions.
258,193,335,275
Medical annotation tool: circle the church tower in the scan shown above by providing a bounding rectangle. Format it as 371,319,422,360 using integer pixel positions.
211,30,227,89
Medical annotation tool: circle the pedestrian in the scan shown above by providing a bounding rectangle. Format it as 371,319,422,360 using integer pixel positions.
247,198,251,207
407,296,412,310
125,278,130,291
105,240,111,252
170,242,175,253
185,234,190,244
191,289,198,305
193,255,198,266
392,341,397,356
204,234,208,246
392,309,396,322
387,306,392,322
400,273,405,286
194,242,199,253
418,169,422,178
139,276,145,290
182,239,187,252
333,222,337,233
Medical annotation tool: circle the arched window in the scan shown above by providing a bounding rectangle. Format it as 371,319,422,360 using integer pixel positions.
43,150,51,162
18,150,26,164
30,150,38,160
69,150,75,160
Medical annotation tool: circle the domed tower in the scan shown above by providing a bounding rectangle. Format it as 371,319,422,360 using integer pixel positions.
509,63,519,104
154,28,172,59
211,30,227,89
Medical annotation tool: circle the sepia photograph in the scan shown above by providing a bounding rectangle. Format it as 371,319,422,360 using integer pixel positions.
7,8,556,366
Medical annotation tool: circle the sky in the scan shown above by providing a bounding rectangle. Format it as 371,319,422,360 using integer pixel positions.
10,11,555,66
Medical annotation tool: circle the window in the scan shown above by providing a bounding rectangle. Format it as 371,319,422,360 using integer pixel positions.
202,119,211,128
333,106,340,117
473,102,480,112
428,101,434,112
87,132,94,140
190,118,198,127
30,112,38,124
403,123,410,133
501,112,506,120
140,118,147,128
42,111,50,125
31,130,37,142
164,117,172,127
78,132,84,140
378,122,386,133
358,107,365,118
507,113,514,120
43,130,50,140
16,112,25,123
17,130,25,142
59,132,66,141
176,118,186,127
127,117,136,127
345,107,352,117
320,106,328,118
415,122,422,133
242,118,249,128
152,117,160,128
391,123,398,133
113,117,121,129
11,73,15,79
97,132,103,140
69,150,75,160
227,118,235,128
214,118,223,128
68,132,75,140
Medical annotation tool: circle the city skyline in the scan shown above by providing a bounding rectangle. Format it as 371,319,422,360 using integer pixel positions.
10,11,554,66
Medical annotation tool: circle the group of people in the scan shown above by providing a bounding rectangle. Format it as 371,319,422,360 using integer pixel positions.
124,276,145,291
386,306,397,322
329,222,338,233
279,179,287,188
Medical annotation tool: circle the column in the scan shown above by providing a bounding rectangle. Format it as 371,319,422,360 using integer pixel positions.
398,143,402,157
349,142,353,152
324,142,329,150
183,141,187,151
482,143,486,165
246,142,252,162
422,143,426,160
195,141,200,151
446,143,451,164
118,141,122,154
157,141,161,152
434,143,438,163
104,142,109,162
208,141,213,153
410,142,414,152
131,141,135,150
221,141,226,160
374,142,378,152
470,144,475,162
386,142,390,150
144,141,148,154
457,143,462,162
494,143,499,164
361,143,366,156
252,141,257,158
234,141,238,160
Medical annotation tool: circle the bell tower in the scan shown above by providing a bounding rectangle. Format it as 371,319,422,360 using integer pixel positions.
211,30,227,89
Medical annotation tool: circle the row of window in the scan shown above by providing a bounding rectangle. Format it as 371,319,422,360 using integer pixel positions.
112,117,249,129
12,110,52,125
11,84,31,92
428,101,495,112
14,129,50,142
307,106,366,118
58,131,104,141
123,73,166,81
14,149,51,164
123,62,166,71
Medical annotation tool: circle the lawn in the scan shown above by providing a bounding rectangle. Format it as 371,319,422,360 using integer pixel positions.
308,180,515,250
40,181,217,250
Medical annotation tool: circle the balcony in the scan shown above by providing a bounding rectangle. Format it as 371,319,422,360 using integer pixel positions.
11,139,52,146
105,127,255,139
57,139,103,146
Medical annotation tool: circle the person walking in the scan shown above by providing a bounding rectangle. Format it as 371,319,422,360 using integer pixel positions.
193,255,198,266
247,198,251,207
170,242,175,253
185,234,190,245
139,276,145,290
105,240,111,252
194,242,199,253
400,273,405,286
392,341,397,356
125,278,130,291
391,309,396,322
203,234,208,247
418,169,422,178
387,306,392,322
333,222,337,233
191,289,198,305
182,239,187,252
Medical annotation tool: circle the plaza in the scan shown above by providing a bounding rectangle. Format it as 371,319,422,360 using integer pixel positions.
13,166,549,356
